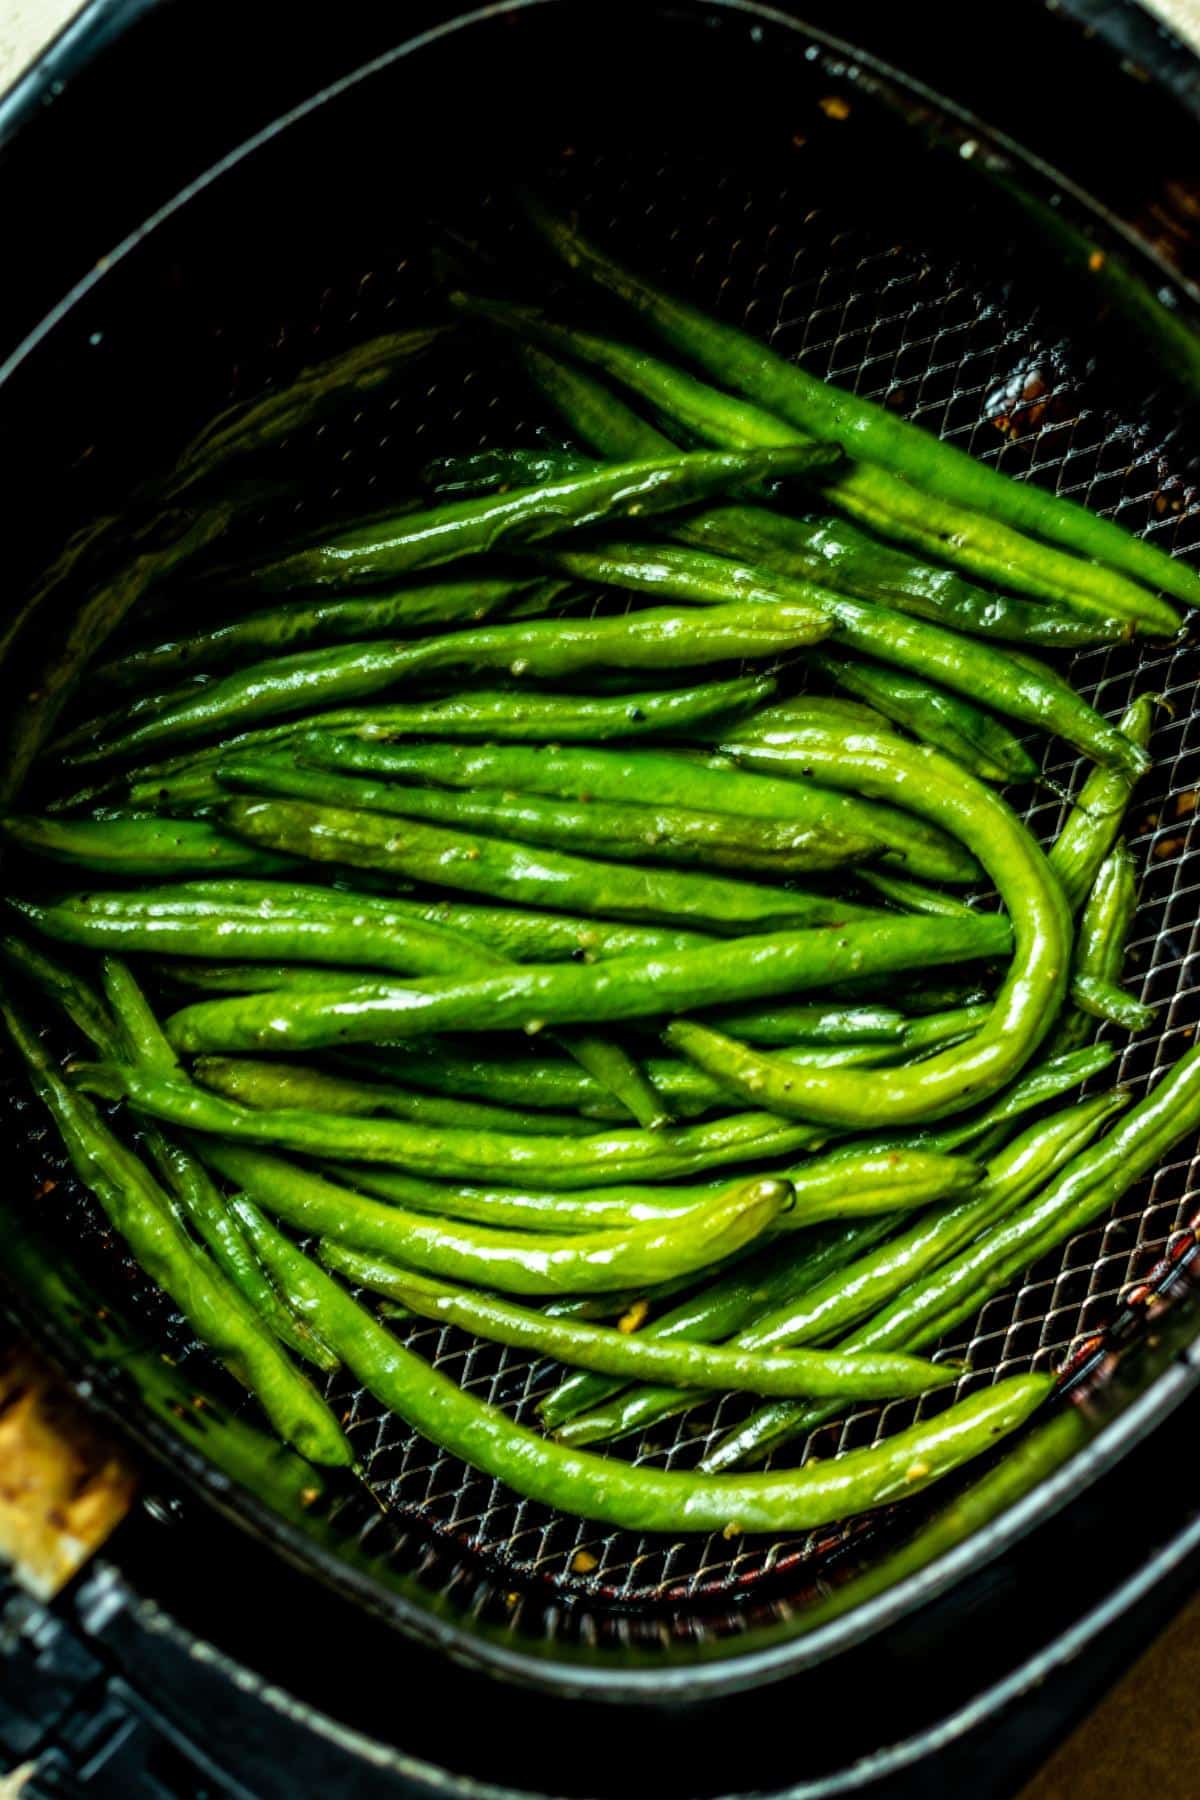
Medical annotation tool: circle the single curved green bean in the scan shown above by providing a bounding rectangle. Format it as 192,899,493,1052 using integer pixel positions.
322,1259,953,1401
193,1141,786,1294
236,443,840,593
300,735,975,885
0,813,292,876
162,912,1010,1056
60,601,829,768
217,751,877,876
93,575,568,692
1048,696,1154,911
523,203,1194,616
1,996,350,1464
563,1031,668,1131
240,1192,1066,1535
76,1062,822,1185
217,794,876,932
855,871,976,918
192,1054,600,1137
812,651,1037,784
694,1002,907,1047
668,725,1070,1127
541,543,1146,778
1069,972,1154,1031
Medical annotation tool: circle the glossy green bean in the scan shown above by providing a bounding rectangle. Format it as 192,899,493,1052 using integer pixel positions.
324,1260,953,1401
192,1054,600,1137
1069,972,1154,1031
217,793,878,932
238,444,840,593
541,543,1147,778
162,912,1010,1056
300,735,975,885
524,203,1194,615
77,1061,822,1184
0,813,292,876
61,601,828,768
694,1002,907,1047
93,575,567,692
193,1141,786,1293
563,1031,668,1131
1048,696,1154,911
812,651,1037,784
1,996,350,1463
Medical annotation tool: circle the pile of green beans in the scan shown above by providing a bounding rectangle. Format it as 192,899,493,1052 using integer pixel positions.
3,204,1192,1550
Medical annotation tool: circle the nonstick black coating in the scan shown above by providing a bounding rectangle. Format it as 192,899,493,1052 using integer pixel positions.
2,0,1199,1666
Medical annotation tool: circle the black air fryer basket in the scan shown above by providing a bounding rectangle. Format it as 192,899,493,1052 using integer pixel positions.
3,4,1200,1796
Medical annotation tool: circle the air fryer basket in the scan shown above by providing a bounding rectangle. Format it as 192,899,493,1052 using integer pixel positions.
3,0,1200,1691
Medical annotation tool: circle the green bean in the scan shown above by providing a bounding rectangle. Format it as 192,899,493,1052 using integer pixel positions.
1069,972,1154,1031
812,651,1037,784
704,1042,1200,1471
240,1191,1065,1533
658,725,1071,1127
1,995,350,1463
237,444,840,593
77,1061,822,1184
19,879,713,966
217,794,879,933
217,751,876,877
563,1031,668,1131
1048,696,1154,911
93,575,568,692
60,601,829,768
561,1091,1121,1447
0,813,292,876
541,543,1146,778
694,1002,906,1047
9,888,510,978
154,961,386,994
50,673,776,811
192,1142,785,1293
325,1259,953,1402
192,1054,601,1137
855,871,976,918
523,203,1194,617
0,933,122,1055
300,735,975,885
162,912,1010,1056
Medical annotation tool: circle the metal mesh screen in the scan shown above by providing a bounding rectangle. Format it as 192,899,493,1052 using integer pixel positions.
5,12,1200,1647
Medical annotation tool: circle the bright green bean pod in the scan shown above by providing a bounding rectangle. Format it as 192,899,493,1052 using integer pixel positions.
217,794,877,932
216,752,877,876
60,601,828,767
562,1031,668,1131
541,543,1147,778
300,735,974,885
1,997,350,1464
524,202,1194,616
322,1259,952,1402
811,650,1037,784
0,813,292,876
76,1062,822,1185
192,1054,600,1137
1069,972,1154,1031
1048,696,1155,911
92,576,568,692
855,871,977,918
238,443,840,592
695,1002,906,1047
195,1142,785,1294
162,912,1010,1056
